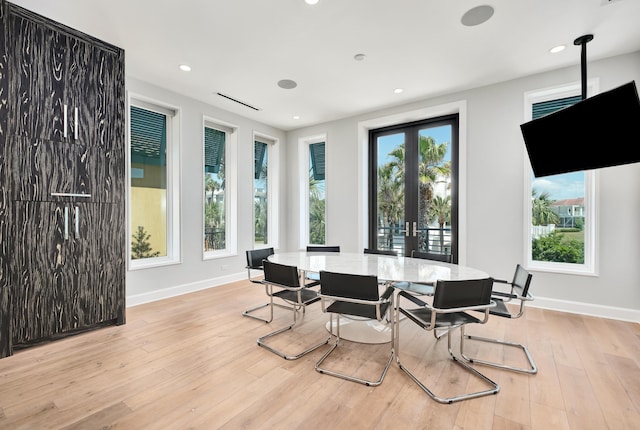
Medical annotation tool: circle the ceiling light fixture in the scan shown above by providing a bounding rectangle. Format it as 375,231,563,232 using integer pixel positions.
277,79,298,89
305,0,319,5
354,53,366,61
550,45,566,54
179,64,191,72
293,115,301,120
461,5,494,27
394,88,403,94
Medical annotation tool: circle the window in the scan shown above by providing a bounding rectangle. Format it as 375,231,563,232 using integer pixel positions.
253,133,278,248
299,134,326,247
129,97,180,267
524,82,598,275
203,117,237,259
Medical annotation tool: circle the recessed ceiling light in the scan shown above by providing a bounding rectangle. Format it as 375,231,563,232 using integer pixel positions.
461,5,494,27
305,0,319,5
293,115,301,120
179,64,191,72
394,88,404,94
550,45,566,54
354,53,366,61
277,79,298,89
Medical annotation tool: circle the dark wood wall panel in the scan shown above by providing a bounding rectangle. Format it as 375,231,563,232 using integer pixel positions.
5,136,119,202
1,2,125,357
0,1,10,358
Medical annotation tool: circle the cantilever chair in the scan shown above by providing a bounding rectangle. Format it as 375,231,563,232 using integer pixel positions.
306,245,341,253
394,250,453,338
243,247,285,322
305,245,341,282
363,248,398,256
460,264,537,374
257,260,329,360
315,270,395,386
395,278,499,404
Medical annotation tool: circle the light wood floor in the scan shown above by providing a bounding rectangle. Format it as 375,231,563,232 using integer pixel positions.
1,279,639,430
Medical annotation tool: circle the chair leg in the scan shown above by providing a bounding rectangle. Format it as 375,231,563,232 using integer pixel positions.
460,332,538,374
396,325,500,404
315,313,394,387
257,303,330,360
242,301,293,323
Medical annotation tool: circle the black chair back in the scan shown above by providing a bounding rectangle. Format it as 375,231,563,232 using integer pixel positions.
246,247,274,269
307,245,340,252
262,259,300,288
319,271,379,301
433,278,493,309
364,248,397,256
511,264,533,297
411,250,452,263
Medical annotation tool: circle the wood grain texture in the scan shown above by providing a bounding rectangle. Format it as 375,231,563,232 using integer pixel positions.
0,2,126,356
0,279,638,429
0,1,11,358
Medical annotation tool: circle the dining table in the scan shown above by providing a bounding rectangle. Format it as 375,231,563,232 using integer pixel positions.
267,251,490,343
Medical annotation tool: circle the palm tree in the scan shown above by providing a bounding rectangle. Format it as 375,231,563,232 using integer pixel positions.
385,136,450,232
309,173,326,244
377,164,403,249
428,195,451,252
531,189,559,226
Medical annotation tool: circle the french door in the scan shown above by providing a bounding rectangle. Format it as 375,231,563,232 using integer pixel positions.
368,115,458,261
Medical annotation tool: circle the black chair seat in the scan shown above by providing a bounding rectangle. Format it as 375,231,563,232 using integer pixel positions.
273,289,321,306
326,301,391,320
489,298,512,318
401,308,482,328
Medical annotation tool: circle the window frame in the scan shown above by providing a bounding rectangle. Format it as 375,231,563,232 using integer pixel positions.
202,116,238,260
253,132,279,250
127,94,182,270
299,133,327,249
523,80,599,276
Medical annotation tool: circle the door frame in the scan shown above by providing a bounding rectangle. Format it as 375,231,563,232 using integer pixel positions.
366,114,459,261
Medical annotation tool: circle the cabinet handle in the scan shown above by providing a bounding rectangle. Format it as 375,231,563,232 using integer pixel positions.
75,206,80,238
51,192,92,198
64,206,69,240
63,104,68,138
74,107,78,140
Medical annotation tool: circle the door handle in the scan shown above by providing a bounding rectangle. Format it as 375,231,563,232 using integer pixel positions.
74,107,78,140
63,104,68,138
404,221,410,237
413,221,418,237
64,206,69,240
74,206,80,238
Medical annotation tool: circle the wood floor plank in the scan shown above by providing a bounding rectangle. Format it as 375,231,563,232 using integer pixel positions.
0,279,638,429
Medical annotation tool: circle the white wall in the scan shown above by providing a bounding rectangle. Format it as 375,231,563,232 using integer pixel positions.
286,51,640,321
125,77,288,304
125,52,640,321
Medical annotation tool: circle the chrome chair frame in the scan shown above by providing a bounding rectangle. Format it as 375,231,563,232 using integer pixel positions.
243,248,294,323
460,264,537,374
315,270,395,387
257,260,329,360
395,278,500,404
394,250,453,339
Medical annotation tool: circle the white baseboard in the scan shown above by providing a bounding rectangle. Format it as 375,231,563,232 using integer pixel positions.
126,276,640,324
126,271,247,307
531,296,640,323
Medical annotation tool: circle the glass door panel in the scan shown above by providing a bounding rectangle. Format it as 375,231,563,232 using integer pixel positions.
369,115,457,260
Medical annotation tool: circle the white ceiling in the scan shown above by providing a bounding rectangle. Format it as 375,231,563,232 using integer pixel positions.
11,0,640,131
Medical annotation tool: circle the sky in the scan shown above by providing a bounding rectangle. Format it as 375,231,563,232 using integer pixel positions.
377,125,583,202
532,172,584,201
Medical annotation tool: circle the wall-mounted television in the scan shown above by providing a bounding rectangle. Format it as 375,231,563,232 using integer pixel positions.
520,81,640,177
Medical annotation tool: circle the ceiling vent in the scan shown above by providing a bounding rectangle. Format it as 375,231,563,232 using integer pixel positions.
216,92,261,111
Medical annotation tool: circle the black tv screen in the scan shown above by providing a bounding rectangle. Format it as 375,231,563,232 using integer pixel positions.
520,81,640,177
